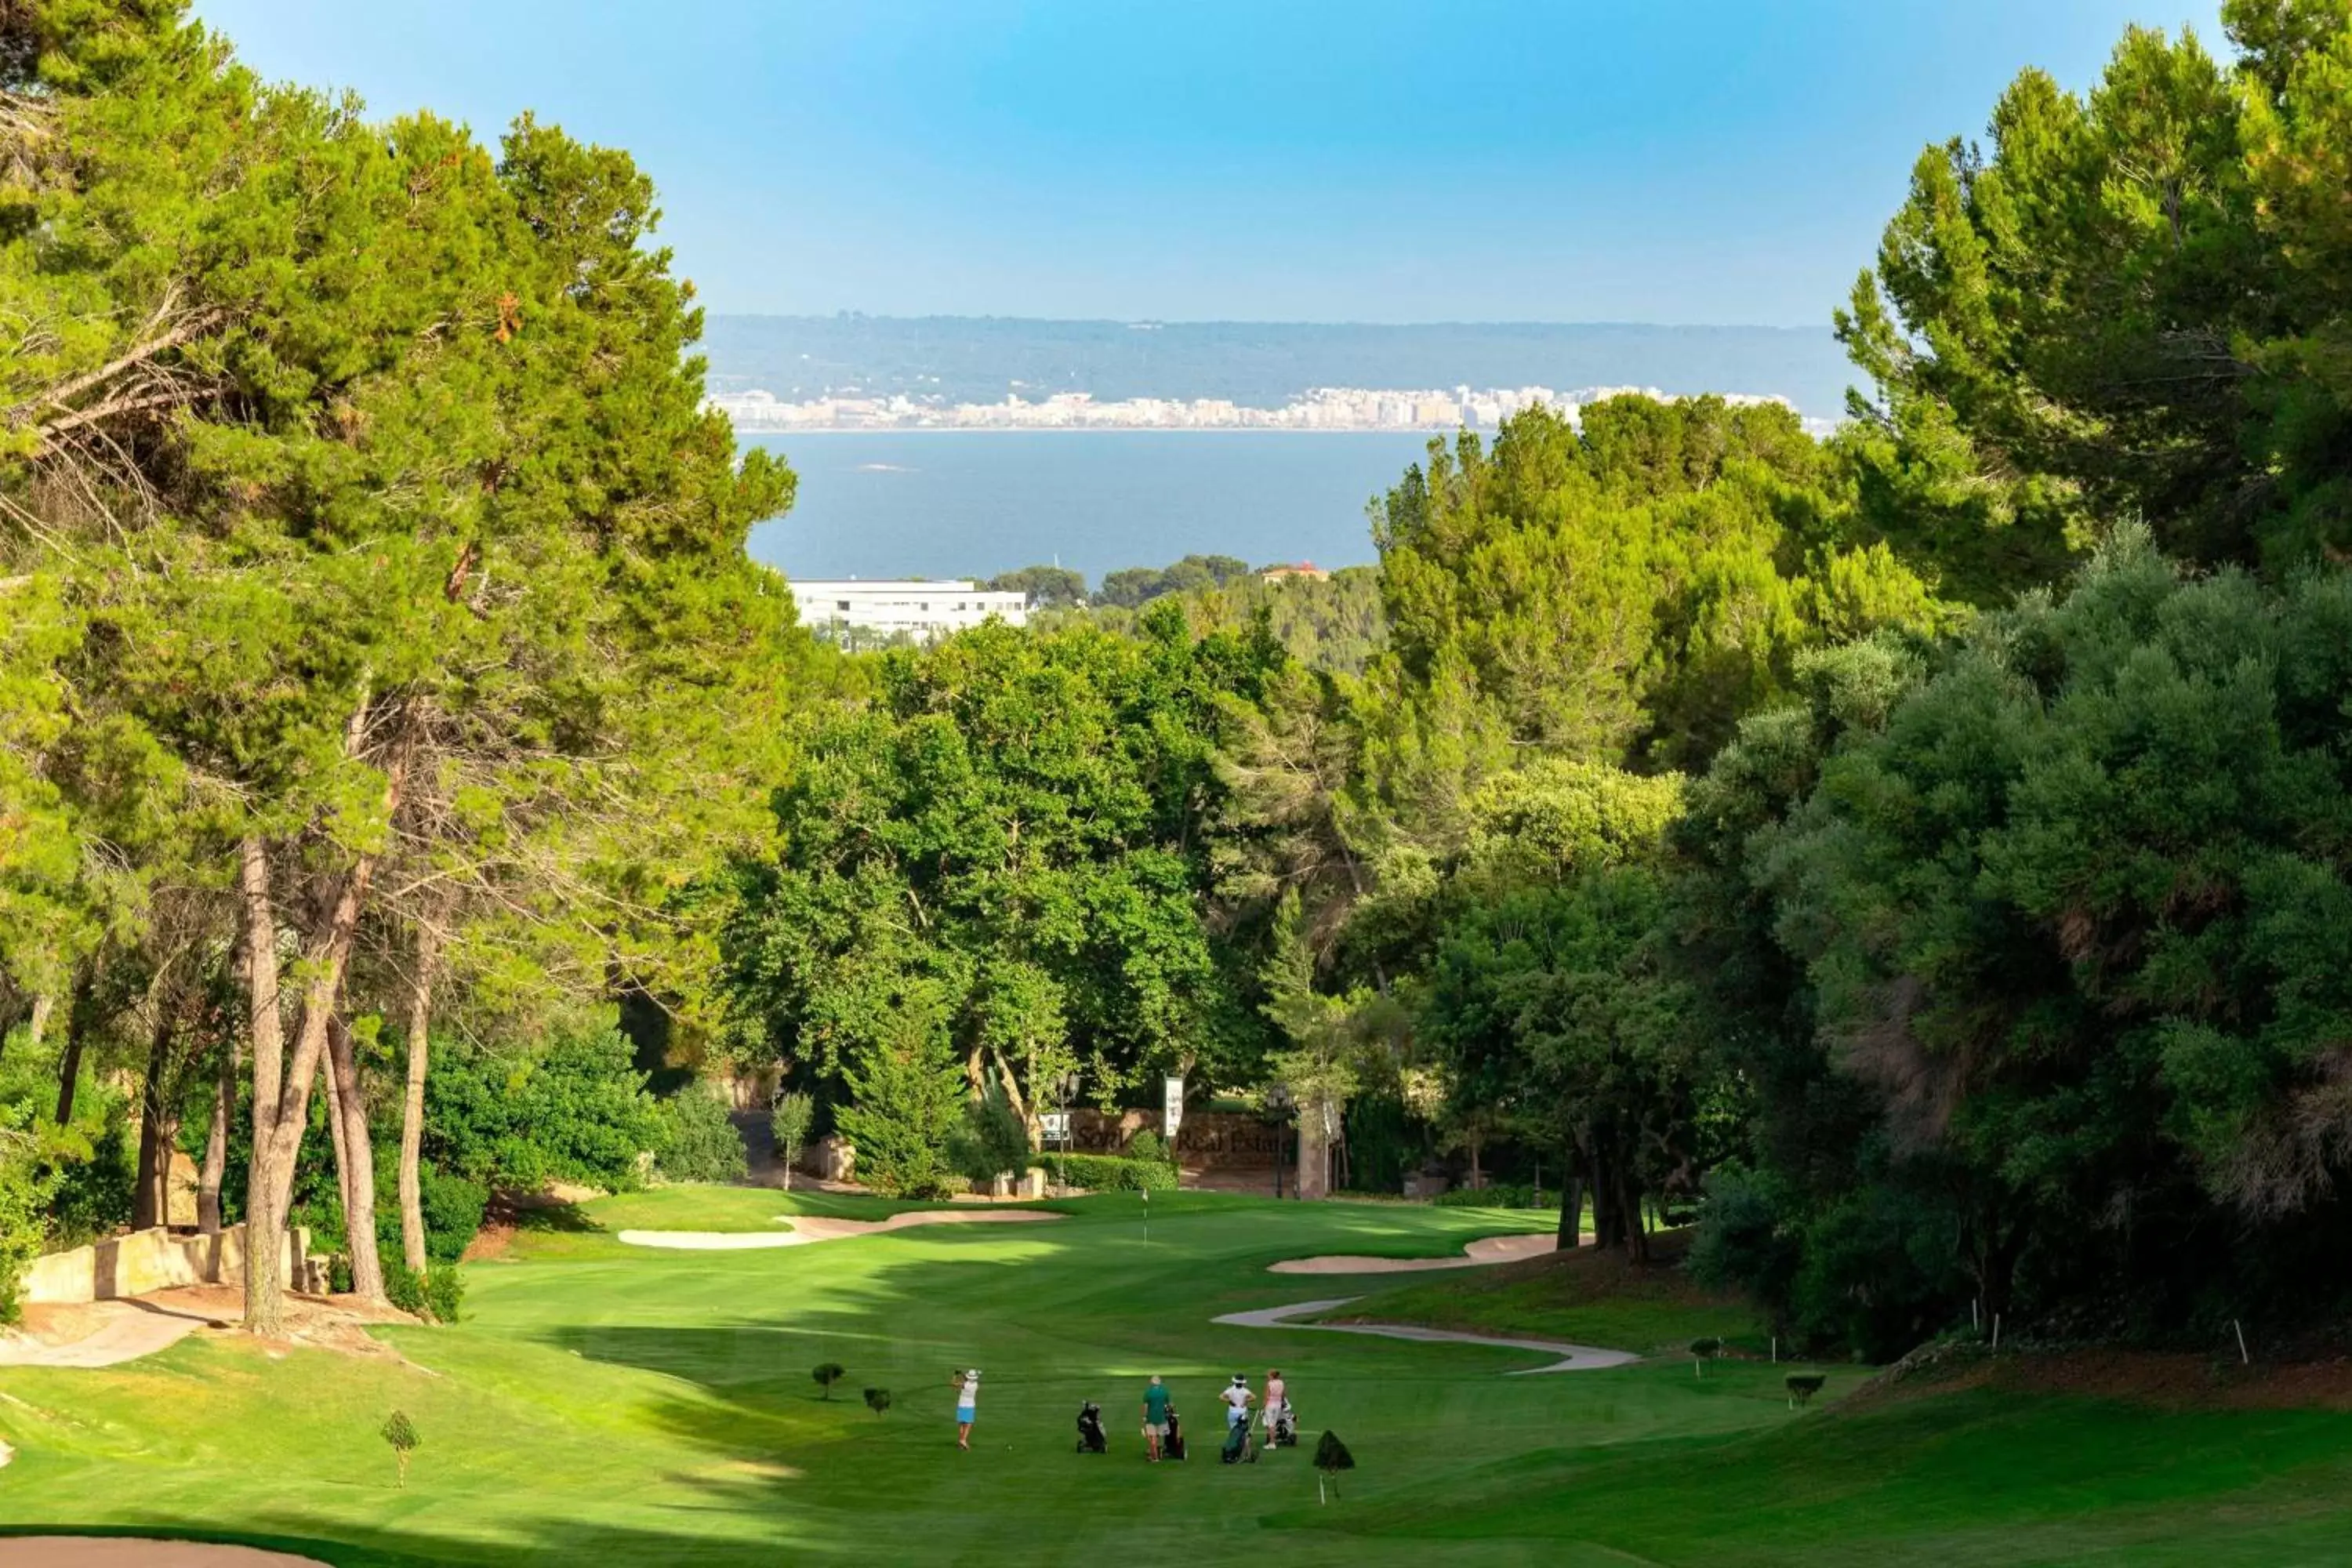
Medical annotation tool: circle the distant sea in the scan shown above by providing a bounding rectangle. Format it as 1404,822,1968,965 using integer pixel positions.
743,431,1432,584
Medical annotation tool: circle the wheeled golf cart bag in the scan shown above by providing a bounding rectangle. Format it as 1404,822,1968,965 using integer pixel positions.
1076,1401,1107,1454
1164,1406,1189,1461
1221,1414,1255,1465
1268,1399,1298,1448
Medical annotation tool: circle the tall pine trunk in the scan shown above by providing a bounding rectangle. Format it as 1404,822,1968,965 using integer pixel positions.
52,970,93,1125
397,920,437,1274
132,1005,181,1230
1555,1174,1584,1249
198,1033,236,1235
239,837,291,1332
327,1014,385,1301
240,720,408,1334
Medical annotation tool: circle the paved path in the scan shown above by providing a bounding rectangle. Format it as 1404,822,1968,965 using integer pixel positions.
1213,1298,1639,1374
0,1300,211,1370
616,1208,1063,1250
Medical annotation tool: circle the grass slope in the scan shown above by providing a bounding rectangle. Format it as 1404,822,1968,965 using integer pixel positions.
1322,1229,1762,1356
2,1189,2346,1566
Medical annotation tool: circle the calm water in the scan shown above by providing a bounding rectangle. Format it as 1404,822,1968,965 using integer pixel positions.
743,431,1433,583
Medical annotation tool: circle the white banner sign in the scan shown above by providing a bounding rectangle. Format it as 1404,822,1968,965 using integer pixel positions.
1163,1075,1184,1140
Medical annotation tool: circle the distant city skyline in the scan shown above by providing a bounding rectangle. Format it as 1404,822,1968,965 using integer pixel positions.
193,0,2221,327
710,383,1831,438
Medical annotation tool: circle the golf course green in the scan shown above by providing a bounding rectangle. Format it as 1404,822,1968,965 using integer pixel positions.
2,1189,2347,1565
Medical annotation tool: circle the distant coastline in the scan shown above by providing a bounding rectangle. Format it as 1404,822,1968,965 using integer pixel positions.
712,383,1835,440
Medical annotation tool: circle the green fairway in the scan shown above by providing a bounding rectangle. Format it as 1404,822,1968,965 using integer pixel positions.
2,1189,2346,1566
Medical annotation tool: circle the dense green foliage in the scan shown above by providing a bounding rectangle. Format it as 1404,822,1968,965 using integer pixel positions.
719,608,1283,1148
1839,0,2352,588
1050,564,1389,677
1687,535,2352,1351
5,0,2350,1394
651,1083,750,1185
0,0,807,1317
945,1082,1033,1188
425,1029,664,1195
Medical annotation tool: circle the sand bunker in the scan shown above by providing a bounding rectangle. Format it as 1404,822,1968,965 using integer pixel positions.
1267,1231,1559,1275
0,1540,328,1566
1214,1298,1637,1374
618,1208,1064,1250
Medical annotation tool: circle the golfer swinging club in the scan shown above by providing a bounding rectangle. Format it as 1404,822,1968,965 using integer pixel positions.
952,1367,981,1450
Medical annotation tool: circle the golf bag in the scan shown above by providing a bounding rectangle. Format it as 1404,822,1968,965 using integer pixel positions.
1221,1413,1257,1465
1076,1401,1107,1454
1265,1399,1298,1449
1163,1406,1189,1461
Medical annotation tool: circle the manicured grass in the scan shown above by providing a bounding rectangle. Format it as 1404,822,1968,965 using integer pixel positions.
1326,1231,1766,1356
2,1188,2347,1566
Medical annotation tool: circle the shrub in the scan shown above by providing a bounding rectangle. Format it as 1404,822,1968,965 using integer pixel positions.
652,1082,749,1185
1431,1182,1540,1209
385,1261,465,1324
862,1386,892,1416
1690,1337,1722,1376
1785,1373,1826,1409
423,1266,466,1325
380,1409,419,1488
811,1361,847,1399
424,1025,661,1194
946,1083,1031,1189
833,999,964,1199
44,1110,136,1247
414,1165,488,1265
1312,1429,1355,1501
0,1116,49,1327
1125,1130,1167,1163
1043,1152,1177,1192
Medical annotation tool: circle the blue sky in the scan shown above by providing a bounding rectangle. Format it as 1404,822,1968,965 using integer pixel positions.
194,0,2222,326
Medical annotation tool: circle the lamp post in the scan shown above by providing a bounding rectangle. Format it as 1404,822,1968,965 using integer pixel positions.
1267,1083,1293,1201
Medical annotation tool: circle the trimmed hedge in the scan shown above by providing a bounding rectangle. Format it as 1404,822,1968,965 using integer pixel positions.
1431,1182,1545,1209
1043,1153,1177,1192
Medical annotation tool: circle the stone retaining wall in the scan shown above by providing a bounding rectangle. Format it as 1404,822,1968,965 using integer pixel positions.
21,1223,314,1306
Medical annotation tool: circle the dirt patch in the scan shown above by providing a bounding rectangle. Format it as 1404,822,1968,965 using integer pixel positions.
1269,1232,1565,1275
1852,1340,2352,1414
0,1287,416,1370
462,1219,517,1262
616,1208,1064,1251
0,1539,327,1566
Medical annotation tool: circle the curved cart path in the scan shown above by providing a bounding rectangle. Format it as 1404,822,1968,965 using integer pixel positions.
0,1300,211,1370
1214,1297,1638,1374
1266,1231,1563,1274
617,1208,1064,1250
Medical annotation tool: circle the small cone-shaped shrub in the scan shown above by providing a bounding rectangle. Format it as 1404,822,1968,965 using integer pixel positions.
1785,1373,1826,1410
863,1387,893,1416
1690,1337,1722,1376
1312,1429,1355,1502
812,1362,847,1399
